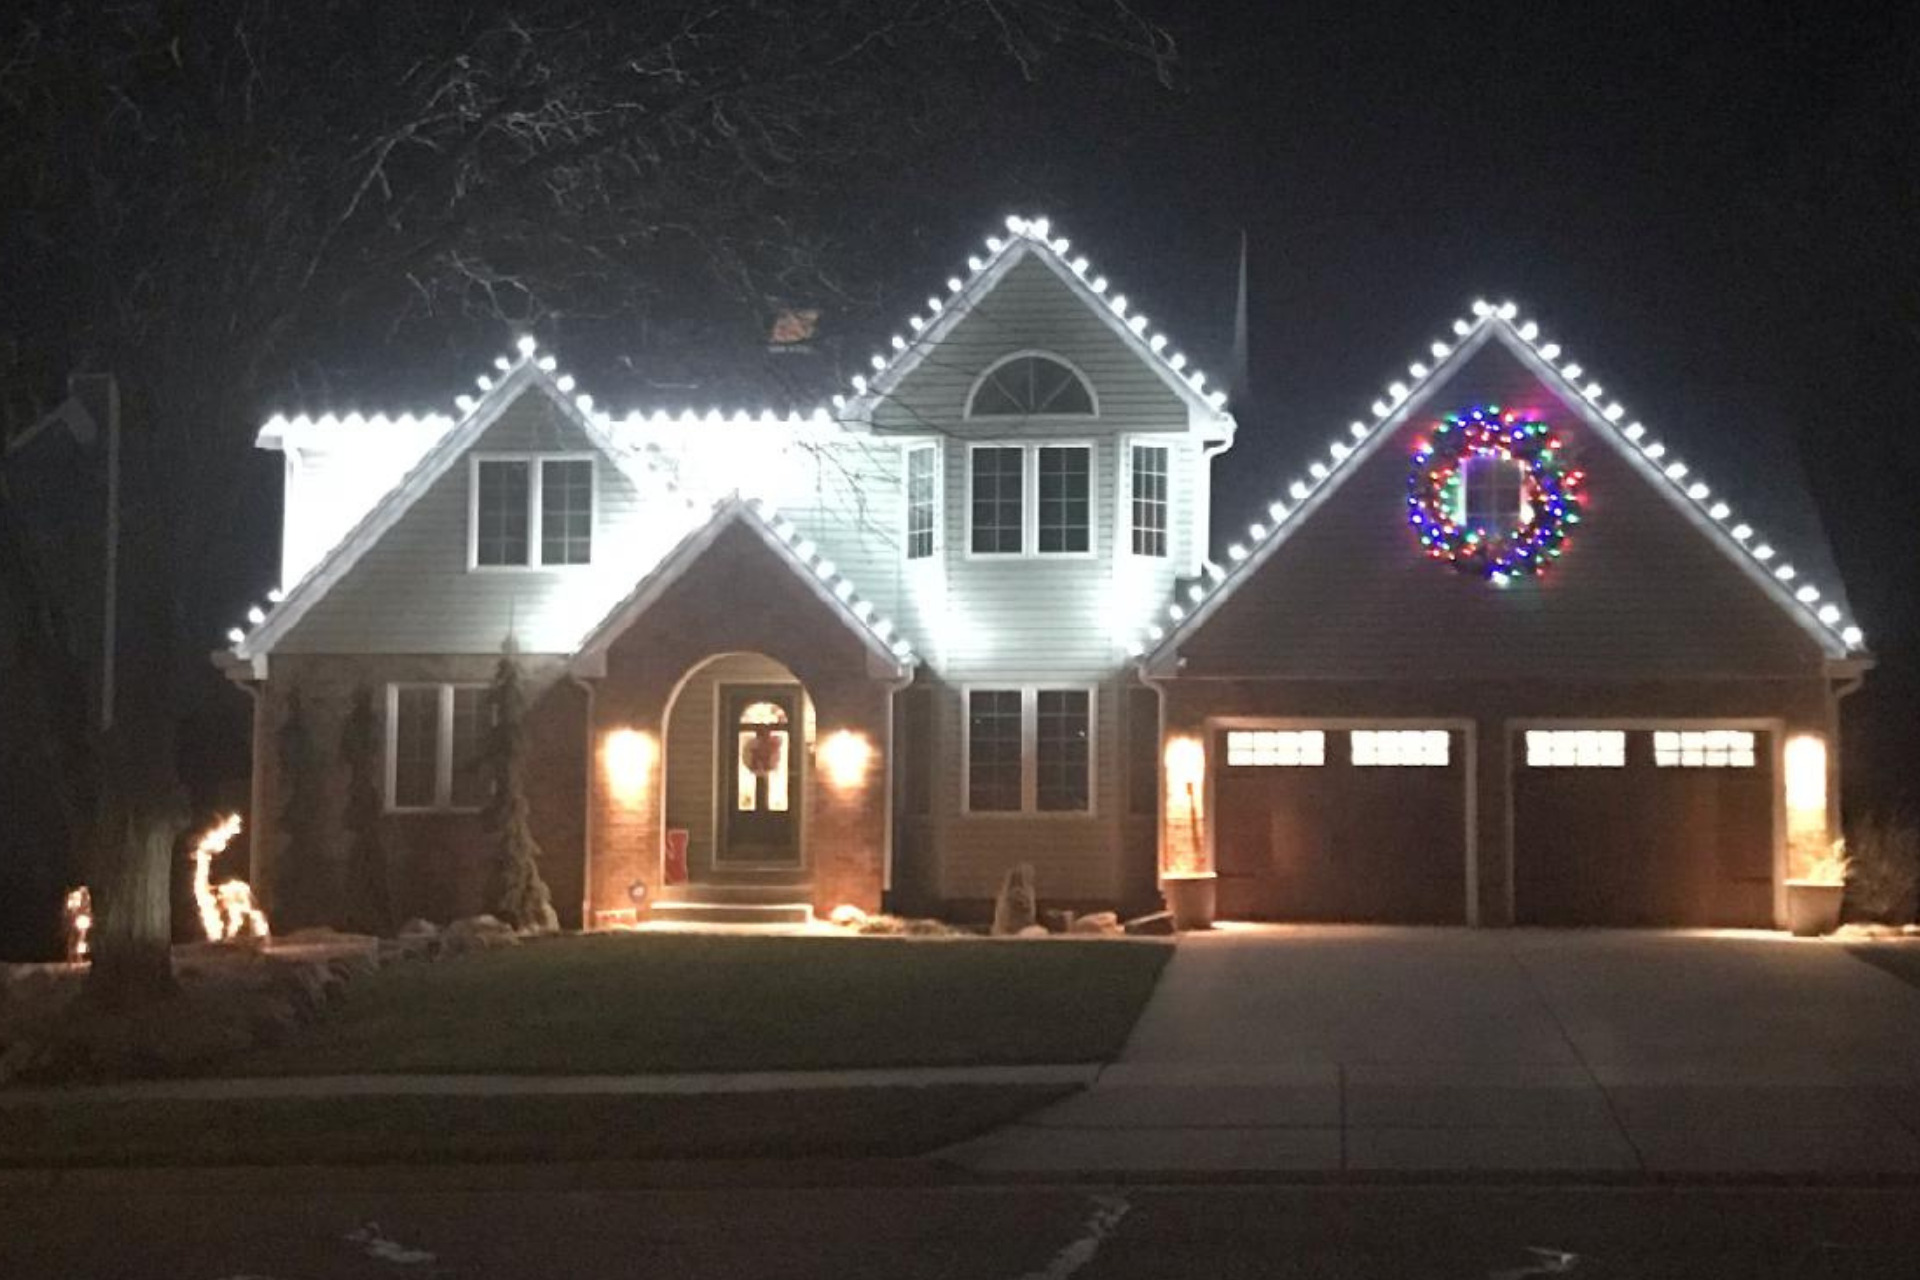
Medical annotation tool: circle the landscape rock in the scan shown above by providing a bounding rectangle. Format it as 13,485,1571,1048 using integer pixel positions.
1016,924,1050,938
397,917,441,938
828,904,870,929
445,915,521,954
992,863,1038,936
1043,909,1077,934
1123,911,1177,937
1070,911,1123,936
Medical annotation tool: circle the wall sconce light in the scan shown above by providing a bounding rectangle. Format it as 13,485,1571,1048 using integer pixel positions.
818,729,874,793
603,728,656,809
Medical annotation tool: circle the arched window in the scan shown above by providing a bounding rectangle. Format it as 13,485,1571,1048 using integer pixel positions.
967,354,1096,418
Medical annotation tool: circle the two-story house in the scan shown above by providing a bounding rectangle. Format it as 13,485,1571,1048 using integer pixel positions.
222,215,1869,931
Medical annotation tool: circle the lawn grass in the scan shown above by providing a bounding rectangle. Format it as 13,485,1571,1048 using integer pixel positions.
0,1085,1070,1167
228,933,1171,1076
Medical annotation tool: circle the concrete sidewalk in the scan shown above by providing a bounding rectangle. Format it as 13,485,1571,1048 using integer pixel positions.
0,1062,1097,1104
942,927,1920,1176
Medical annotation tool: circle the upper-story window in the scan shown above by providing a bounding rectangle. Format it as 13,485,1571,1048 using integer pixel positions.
1129,443,1169,558
966,353,1096,418
471,455,595,568
1037,446,1091,554
1461,453,1529,533
968,443,1094,557
905,444,939,560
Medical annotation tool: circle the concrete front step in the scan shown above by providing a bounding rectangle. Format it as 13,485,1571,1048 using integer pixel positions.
657,881,816,906
649,900,814,927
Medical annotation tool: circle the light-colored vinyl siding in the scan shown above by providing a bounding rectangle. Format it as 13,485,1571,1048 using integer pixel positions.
860,252,1196,901
929,675,1124,901
1176,342,1830,679
663,652,799,877
280,388,693,655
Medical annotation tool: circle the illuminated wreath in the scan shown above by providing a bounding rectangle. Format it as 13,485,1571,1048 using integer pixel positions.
1406,405,1583,584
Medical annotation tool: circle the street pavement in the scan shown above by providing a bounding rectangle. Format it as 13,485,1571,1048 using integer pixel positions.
946,927,1920,1175
4,1170,1920,1278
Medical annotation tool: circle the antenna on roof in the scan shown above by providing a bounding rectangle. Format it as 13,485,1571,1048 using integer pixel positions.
1229,228,1251,410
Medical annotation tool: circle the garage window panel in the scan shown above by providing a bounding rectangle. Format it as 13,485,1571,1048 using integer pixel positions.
1525,729,1626,768
1653,729,1757,768
1225,729,1324,767
1351,729,1450,767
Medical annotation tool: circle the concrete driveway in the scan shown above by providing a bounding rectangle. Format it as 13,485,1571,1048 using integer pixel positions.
946,927,1920,1176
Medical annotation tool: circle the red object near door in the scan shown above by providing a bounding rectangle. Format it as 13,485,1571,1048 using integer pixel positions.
665,829,690,885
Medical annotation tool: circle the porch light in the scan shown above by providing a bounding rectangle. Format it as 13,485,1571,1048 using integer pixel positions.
603,728,656,809
1784,734,1830,876
1784,734,1827,814
818,730,874,793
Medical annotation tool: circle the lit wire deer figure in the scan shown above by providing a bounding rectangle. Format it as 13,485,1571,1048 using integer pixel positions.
189,814,270,942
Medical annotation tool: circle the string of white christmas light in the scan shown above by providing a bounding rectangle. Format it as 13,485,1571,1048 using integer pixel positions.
1131,299,1866,658
835,214,1235,421
232,334,915,663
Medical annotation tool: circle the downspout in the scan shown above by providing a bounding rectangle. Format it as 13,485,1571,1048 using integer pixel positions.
1193,437,1233,579
1137,658,1176,892
569,672,599,929
881,666,917,897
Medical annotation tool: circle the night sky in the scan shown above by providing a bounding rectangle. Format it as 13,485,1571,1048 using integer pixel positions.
114,2,1920,821
919,1,1920,814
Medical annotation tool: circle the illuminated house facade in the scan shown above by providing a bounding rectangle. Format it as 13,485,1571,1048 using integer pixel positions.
223,217,1868,930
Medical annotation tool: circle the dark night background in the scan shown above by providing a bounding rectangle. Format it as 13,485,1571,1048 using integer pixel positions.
2,1,1916,956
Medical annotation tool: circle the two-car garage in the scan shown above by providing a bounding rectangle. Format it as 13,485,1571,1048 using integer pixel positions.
1209,722,1778,928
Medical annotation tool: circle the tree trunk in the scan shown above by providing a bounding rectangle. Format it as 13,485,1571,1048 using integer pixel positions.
85,785,184,1008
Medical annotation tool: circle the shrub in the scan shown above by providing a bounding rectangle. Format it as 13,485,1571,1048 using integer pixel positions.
1844,814,1920,925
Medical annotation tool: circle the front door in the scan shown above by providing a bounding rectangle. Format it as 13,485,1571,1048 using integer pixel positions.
718,686,802,865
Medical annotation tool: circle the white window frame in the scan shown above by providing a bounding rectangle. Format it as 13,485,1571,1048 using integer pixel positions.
467,453,597,570
1524,729,1627,768
1224,729,1325,767
385,682,489,813
964,349,1100,420
903,442,941,561
1350,729,1451,767
1653,729,1758,768
960,684,1098,816
1125,438,1172,559
965,441,1097,560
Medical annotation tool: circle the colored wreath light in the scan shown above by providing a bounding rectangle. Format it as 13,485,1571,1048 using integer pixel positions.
1407,405,1584,583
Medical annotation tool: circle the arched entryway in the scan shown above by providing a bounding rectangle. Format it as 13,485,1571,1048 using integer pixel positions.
572,502,907,925
661,653,816,903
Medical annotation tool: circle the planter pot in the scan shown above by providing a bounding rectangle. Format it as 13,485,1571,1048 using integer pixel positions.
1160,874,1218,932
1785,880,1845,937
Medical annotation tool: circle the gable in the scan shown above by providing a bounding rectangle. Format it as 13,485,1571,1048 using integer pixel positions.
1164,336,1836,679
572,502,912,682
854,218,1234,440
269,378,697,656
871,250,1188,436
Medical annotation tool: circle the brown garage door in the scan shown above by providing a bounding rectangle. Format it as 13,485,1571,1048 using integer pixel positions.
1513,728,1774,927
1213,727,1468,923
